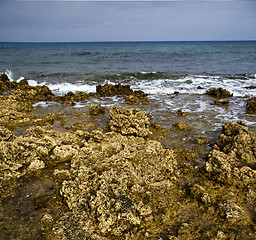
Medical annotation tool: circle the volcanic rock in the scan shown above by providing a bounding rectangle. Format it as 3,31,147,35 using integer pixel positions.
206,88,233,98
107,106,152,137
206,121,256,186
246,97,256,114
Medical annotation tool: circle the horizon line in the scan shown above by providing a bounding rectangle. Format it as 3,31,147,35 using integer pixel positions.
1,40,256,43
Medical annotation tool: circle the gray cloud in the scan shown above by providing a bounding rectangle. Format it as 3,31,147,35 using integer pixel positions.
0,1,256,41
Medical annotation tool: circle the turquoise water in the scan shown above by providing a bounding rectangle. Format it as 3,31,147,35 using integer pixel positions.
1,41,256,82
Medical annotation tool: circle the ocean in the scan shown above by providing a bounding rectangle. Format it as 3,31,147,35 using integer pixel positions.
1,41,256,145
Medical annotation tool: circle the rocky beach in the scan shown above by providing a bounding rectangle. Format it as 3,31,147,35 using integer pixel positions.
1,72,256,239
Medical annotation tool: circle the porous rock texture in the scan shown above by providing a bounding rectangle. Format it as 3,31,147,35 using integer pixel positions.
89,103,106,115
54,132,177,239
96,83,133,97
206,121,256,186
246,97,256,114
206,88,233,98
107,106,152,137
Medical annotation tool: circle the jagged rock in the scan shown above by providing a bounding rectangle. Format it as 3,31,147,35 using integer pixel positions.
89,103,106,115
195,137,209,145
174,109,189,117
206,121,256,185
219,200,244,219
246,97,256,114
0,126,16,141
0,73,15,93
54,131,177,238
96,83,133,97
206,88,233,98
125,91,150,105
28,159,45,170
107,106,152,137
173,122,191,131
214,100,229,108
57,91,90,103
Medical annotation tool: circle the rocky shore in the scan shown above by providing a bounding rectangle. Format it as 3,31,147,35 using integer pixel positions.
1,73,256,239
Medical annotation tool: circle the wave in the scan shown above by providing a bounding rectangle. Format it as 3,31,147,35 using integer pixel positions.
2,70,256,97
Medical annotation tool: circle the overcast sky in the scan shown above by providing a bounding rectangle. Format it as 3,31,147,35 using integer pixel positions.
0,0,256,42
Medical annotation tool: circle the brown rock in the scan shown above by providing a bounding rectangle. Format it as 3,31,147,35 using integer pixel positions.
89,103,106,115
206,88,233,98
96,83,133,97
125,91,150,105
173,122,191,131
246,97,256,114
206,121,256,185
214,100,229,108
107,106,152,137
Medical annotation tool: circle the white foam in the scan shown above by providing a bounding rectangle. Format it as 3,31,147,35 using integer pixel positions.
47,82,96,95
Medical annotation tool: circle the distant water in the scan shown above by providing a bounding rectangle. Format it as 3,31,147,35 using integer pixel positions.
1,41,256,141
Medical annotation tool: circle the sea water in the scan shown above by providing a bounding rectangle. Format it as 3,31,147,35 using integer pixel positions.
1,41,256,143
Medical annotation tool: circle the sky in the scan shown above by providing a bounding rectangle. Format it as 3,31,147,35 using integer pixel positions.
0,0,256,42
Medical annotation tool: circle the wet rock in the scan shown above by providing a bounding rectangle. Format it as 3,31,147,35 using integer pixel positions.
195,137,209,145
41,213,54,231
206,121,256,185
108,106,152,137
125,91,150,105
57,91,90,103
96,83,133,97
214,100,229,108
173,122,191,131
206,88,233,98
0,73,15,93
174,109,189,117
246,97,256,114
219,200,244,219
89,103,106,115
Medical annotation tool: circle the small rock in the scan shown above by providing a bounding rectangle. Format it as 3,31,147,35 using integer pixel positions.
89,103,106,115
246,97,256,114
173,122,191,131
206,88,233,98
28,159,45,170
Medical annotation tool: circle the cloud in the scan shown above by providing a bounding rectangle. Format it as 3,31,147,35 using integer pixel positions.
0,1,256,41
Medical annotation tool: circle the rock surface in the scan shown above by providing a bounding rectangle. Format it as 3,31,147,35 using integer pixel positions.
206,121,256,185
107,106,152,137
89,103,106,115
206,88,233,98
246,97,256,114
96,83,134,97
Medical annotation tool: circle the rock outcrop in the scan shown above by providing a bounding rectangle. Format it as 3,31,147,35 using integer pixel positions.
206,121,256,186
89,103,106,115
107,106,152,137
125,91,150,105
206,88,233,98
246,97,256,114
96,83,133,97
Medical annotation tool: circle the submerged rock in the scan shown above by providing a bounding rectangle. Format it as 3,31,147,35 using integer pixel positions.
173,122,191,131
206,121,256,185
108,106,152,137
206,88,233,98
125,91,150,105
89,103,106,115
246,97,256,114
214,100,229,108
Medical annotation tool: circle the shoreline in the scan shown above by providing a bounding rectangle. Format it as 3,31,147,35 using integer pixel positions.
1,73,256,239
